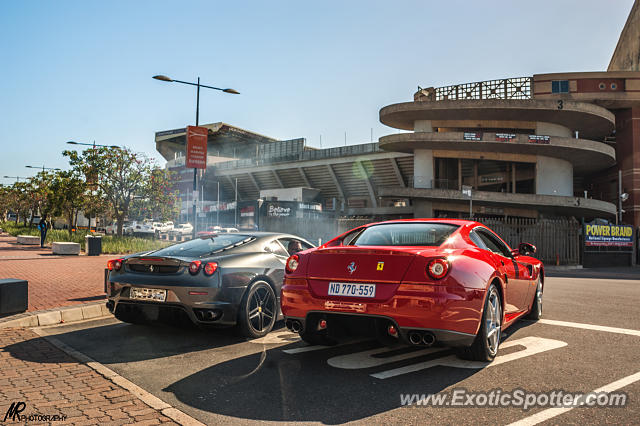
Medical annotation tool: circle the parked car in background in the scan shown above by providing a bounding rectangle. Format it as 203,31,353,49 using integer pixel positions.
105,232,315,337
122,221,136,235
134,222,155,236
196,226,239,237
157,221,174,232
106,221,136,235
169,223,193,237
106,223,117,234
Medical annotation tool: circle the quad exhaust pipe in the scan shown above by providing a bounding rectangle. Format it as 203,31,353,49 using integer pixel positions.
285,319,303,333
408,331,436,347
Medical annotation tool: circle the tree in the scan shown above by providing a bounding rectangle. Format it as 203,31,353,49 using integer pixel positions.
0,185,10,221
128,168,179,222
25,171,54,227
65,147,152,236
48,171,87,237
9,182,32,226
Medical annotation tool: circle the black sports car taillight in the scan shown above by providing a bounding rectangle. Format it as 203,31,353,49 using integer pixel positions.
107,258,123,271
286,255,299,273
189,260,202,275
203,262,218,276
427,258,450,280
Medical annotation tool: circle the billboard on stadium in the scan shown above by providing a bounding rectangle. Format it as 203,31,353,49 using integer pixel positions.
584,223,634,247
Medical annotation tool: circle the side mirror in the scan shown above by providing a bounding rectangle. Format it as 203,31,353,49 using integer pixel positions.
518,242,536,256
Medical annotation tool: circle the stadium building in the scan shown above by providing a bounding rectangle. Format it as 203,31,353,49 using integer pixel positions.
155,1,640,258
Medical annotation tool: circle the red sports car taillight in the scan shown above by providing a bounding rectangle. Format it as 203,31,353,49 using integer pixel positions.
203,262,218,276
107,258,123,271
189,260,202,275
286,255,299,273
427,258,450,280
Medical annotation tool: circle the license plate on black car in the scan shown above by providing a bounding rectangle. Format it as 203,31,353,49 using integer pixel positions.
130,287,167,302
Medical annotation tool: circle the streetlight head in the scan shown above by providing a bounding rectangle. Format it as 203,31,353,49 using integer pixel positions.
153,75,173,82
25,166,34,169
223,88,240,94
66,141,78,145
621,193,629,202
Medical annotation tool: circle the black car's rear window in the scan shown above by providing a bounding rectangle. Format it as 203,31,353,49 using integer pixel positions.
351,223,459,247
151,234,254,257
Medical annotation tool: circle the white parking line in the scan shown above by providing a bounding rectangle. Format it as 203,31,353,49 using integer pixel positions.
371,337,567,379
328,346,445,369
283,345,332,354
507,370,640,426
539,319,640,337
282,339,367,354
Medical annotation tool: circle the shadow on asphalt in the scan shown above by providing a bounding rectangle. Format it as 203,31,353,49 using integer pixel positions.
3,320,250,364
3,320,539,423
160,323,540,423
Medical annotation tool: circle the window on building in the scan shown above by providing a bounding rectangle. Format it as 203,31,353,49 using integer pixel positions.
551,80,569,93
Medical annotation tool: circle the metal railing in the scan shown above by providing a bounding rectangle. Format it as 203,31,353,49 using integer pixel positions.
214,143,383,170
417,77,533,101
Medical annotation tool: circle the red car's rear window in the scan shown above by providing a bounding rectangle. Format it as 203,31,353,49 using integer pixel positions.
350,223,459,247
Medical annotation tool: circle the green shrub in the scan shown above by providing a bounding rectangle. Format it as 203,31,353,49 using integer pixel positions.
1,222,172,254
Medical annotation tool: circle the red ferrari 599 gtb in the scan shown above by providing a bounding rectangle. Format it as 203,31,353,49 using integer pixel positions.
281,219,543,361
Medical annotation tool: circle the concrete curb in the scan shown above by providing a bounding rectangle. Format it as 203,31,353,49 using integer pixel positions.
545,265,584,271
31,329,205,426
0,301,111,328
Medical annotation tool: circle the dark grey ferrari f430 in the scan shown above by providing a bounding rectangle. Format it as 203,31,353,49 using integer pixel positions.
105,232,314,338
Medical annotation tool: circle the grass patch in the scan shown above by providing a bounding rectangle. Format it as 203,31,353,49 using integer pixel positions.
0,221,172,254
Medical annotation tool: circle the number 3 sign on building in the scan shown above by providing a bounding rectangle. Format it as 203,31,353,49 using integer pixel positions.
186,126,208,169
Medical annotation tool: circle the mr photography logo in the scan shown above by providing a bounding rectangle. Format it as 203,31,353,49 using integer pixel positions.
2,401,67,423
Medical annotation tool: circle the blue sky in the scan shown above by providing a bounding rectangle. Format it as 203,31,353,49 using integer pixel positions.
0,0,634,181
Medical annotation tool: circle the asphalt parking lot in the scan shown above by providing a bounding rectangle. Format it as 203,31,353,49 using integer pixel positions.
12,271,640,425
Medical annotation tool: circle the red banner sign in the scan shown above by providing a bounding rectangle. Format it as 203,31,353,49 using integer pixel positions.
186,126,208,169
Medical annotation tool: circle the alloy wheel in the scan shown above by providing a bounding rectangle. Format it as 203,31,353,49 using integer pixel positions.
535,280,543,316
247,285,275,333
485,288,502,356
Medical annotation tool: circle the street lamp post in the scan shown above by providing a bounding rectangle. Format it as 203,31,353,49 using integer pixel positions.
25,165,61,172
3,176,28,182
618,169,629,225
153,75,239,238
67,141,121,149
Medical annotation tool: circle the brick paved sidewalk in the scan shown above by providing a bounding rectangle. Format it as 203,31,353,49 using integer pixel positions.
0,327,176,425
0,235,113,312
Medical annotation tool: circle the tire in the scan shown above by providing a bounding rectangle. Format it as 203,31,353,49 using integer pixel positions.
526,276,543,320
237,280,277,338
459,283,502,362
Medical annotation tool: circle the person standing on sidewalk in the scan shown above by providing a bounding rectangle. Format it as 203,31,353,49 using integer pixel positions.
38,215,49,248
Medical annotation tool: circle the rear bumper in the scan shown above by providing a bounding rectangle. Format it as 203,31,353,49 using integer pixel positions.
281,281,484,344
286,312,476,346
106,281,241,326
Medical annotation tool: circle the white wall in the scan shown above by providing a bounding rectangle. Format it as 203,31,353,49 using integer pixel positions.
414,120,433,132
536,156,573,196
413,149,434,188
535,122,571,138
